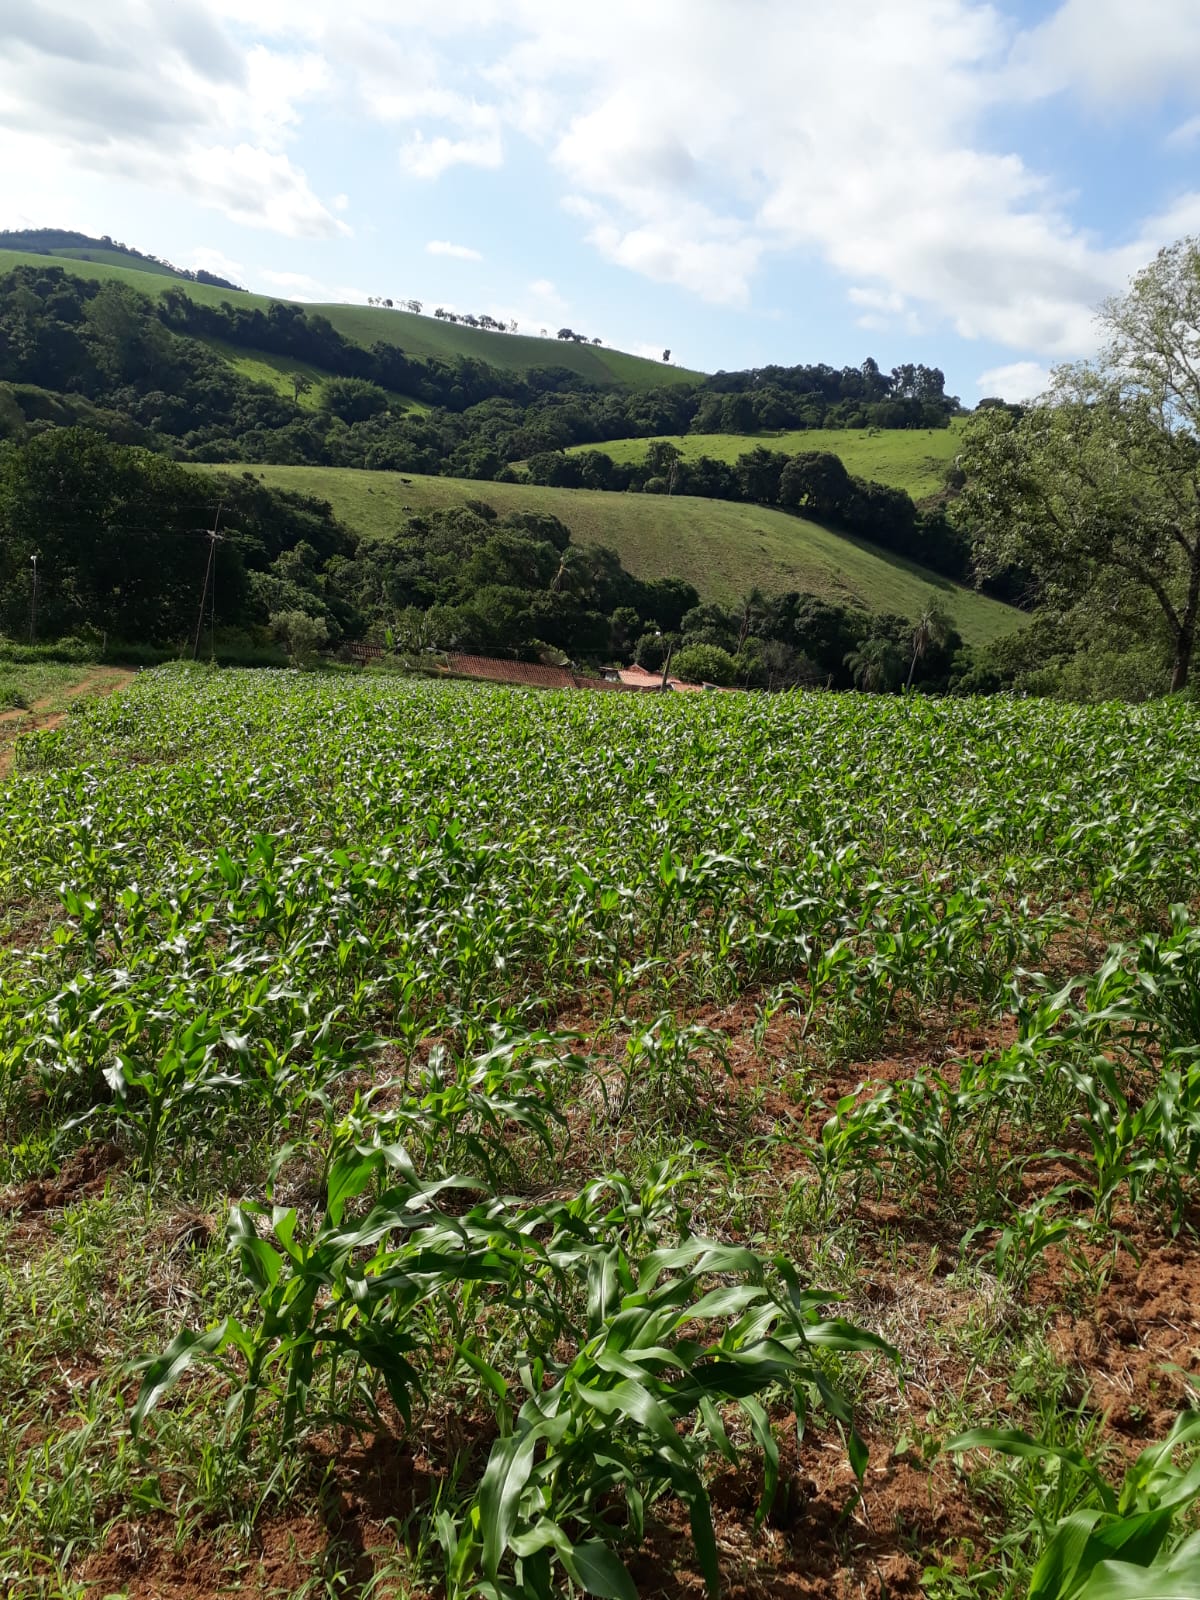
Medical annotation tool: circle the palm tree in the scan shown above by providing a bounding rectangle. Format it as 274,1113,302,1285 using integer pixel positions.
844,636,904,692
550,546,592,598
905,598,954,689
735,586,769,649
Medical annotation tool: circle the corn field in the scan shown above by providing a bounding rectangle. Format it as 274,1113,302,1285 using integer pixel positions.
2,666,1200,1599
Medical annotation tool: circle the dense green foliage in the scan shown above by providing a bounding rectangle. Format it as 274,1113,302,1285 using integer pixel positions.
233,464,1027,648
2,672,1200,1593
0,262,960,483
955,236,1200,696
0,430,708,660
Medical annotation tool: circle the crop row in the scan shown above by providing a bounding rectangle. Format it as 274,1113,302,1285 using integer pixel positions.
2,668,1199,1597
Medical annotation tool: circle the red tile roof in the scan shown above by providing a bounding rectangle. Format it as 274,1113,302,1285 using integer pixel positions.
444,654,578,688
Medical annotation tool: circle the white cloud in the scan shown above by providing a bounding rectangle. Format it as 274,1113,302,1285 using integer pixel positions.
8,0,1200,367
0,0,345,238
313,0,1200,354
258,268,370,302
426,239,484,260
1166,115,1200,149
186,245,245,281
260,269,326,294
849,287,908,315
976,360,1053,401
399,128,501,178
1009,0,1200,103
181,145,350,238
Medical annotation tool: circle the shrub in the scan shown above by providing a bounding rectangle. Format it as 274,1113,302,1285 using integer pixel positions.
672,642,738,686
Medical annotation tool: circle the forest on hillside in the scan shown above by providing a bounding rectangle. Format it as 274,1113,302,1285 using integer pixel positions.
0,264,957,474
0,428,980,692
2,242,1198,701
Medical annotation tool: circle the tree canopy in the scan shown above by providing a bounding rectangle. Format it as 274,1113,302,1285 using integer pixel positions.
957,237,1200,694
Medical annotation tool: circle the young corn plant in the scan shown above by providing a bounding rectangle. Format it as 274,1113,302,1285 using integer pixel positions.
946,1409,1200,1600
443,1235,895,1600
131,1141,569,1453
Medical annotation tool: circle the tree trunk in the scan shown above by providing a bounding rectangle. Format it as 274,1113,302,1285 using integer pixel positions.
1170,633,1194,693
905,647,918,691
1170,545,1200,693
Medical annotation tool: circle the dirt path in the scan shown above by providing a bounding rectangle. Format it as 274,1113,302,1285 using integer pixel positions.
0,668,135,779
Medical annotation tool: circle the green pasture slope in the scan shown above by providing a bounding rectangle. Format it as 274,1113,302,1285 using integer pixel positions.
219,463,1024,645
38,246,182,277
204,339,429,415
567,421,966,500
0,248,702,390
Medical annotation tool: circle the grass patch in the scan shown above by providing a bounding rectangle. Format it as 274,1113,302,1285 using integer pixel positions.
204,340,430,415
217,462,1026,644
0,661,94,712
567,420,968,500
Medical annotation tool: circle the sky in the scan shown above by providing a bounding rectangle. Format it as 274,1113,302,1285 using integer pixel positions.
3,0,1200,402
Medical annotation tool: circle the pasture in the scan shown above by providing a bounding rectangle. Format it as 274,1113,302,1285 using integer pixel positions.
2,669,1199,1597
566,423,967,502
226,463,1024,644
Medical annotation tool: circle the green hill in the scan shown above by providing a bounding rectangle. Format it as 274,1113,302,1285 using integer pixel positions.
39,246,182,277
211,463,1024,646
0,248,702,391
204,339,429,415
566,422,965,500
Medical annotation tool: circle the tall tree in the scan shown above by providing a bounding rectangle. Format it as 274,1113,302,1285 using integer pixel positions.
958,237,1200,694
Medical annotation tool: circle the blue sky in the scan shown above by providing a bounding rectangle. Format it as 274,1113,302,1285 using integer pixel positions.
4,0,1200,400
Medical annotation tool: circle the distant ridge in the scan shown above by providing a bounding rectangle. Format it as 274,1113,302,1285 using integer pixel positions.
0,241,701,388
0,228,245,291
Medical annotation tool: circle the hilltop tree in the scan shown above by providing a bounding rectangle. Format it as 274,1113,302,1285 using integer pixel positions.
958,236,1200,694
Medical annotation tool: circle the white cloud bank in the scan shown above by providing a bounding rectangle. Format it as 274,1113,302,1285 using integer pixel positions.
426,239,483,260
975,360,1054,402
301,0,1200,356
8,0,1200,366
0,0,347,237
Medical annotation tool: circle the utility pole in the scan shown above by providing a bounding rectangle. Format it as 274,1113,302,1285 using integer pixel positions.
192,504,223,661
657,633,674,692
28,553,37,646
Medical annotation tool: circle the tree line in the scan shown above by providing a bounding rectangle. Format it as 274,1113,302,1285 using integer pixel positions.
0,266,967,515
524,440,989,589
0,428,988,692
0,228,244,291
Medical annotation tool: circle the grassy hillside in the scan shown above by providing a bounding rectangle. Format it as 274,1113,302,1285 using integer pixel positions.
212,463,1024,645
567,421,966,500
205,339,429,414
34,244,183,276
0,248,702,390
44,246,182,277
